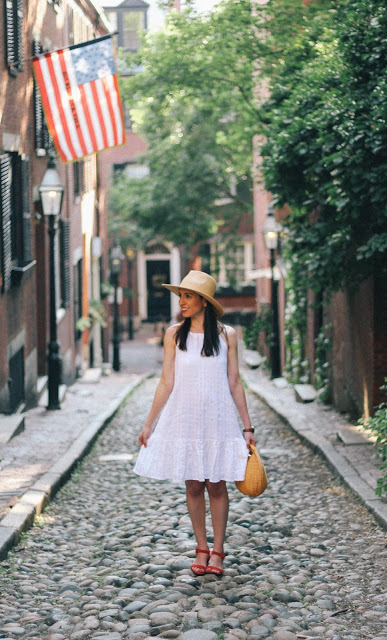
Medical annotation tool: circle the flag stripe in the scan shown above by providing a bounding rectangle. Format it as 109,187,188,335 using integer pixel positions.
79,84,100,152
90,81,109,149
51,52,84,159
95,79,114,147
102,76,118,146
32,36,126,162
83,83,105,150
62,49,94,155
32,59,68,162
112,74,125,142
40,55,75,161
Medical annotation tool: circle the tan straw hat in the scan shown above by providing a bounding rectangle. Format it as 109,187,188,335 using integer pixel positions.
162,270,224,317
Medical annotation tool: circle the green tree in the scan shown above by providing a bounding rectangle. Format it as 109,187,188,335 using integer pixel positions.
261,0,387,295
112,0,329,247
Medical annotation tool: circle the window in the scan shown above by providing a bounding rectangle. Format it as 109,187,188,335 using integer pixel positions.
211,241,255,288
0,153,33,293
106,6,147,53
113,163,149,179
4,0,24,75
122,11,145,50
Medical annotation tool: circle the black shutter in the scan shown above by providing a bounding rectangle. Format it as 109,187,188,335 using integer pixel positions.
16,0,23,71
0,155,13,292
21,159,33,263
4,0,16,74
4,0,23,75
60,219,71,308
33,40,44,150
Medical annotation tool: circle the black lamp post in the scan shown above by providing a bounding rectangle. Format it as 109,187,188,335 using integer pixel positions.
110,242,124,371
263,203,282,379
39,158,64,409
125,247,135,341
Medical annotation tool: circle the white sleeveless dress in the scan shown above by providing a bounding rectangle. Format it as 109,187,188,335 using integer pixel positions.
133,331,249,483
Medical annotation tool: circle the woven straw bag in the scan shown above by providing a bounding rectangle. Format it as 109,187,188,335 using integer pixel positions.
235,444,268,497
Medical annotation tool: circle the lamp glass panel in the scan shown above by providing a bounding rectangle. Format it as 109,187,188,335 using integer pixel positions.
41,189,62,216
264,230,278,250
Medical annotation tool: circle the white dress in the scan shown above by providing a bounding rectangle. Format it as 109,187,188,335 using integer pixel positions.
133,331,248,483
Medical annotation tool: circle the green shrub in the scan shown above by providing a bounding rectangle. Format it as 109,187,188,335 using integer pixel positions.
242,304,272,352
360,379,387,497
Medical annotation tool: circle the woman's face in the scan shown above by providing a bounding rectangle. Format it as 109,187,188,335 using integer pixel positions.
179,289,206,319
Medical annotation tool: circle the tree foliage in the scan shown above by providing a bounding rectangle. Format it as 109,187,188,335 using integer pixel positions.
112,0,328,248
111,0,386,293
261,0,387,294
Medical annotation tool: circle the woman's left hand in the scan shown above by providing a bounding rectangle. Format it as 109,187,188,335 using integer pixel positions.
244,431,256,448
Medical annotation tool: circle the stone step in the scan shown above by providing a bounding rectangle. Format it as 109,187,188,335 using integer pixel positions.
294,384,318,403
0,414,25,445
38,384,67,408
244,350,266,369
78,367,102,384
337,426,375,446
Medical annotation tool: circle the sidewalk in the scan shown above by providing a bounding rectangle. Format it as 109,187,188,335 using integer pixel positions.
0,324,163,560
240,350,387,530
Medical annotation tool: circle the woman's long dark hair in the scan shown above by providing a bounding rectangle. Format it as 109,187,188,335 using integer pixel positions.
175,300,224,356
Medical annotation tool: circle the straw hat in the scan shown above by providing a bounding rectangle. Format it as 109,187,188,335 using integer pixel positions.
162,270,224,317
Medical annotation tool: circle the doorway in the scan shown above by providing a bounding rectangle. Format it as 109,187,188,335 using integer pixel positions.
146,260,170,321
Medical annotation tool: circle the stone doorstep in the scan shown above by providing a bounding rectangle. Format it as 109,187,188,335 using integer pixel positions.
38,384,67,408
337,426,375,446
0,414,25,445
244,350,266,369
78,367,102,384
294,383,318,403
36,375,48,401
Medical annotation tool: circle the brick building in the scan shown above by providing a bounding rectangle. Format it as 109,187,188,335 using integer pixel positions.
0,0,111,417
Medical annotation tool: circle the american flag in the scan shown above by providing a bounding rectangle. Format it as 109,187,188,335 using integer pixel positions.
32,35,125,163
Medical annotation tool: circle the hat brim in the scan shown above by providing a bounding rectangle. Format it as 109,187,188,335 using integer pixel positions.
162,284,224,317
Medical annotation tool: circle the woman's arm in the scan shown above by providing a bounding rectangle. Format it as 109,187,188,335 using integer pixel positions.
226,327,256,448
138,325,177,447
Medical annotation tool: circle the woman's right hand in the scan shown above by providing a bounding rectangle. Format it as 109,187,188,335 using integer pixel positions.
138,426,153,448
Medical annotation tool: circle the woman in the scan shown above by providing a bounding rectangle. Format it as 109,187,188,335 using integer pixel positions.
134,270,256,576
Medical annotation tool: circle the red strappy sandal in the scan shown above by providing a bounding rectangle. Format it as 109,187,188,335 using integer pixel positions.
191,548,210,576
205,550,226,576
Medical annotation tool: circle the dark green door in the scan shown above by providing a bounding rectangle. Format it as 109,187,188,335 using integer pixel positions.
147,260,171,321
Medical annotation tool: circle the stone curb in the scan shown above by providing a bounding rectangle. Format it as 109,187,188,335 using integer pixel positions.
244,378,387,531
0,373,149,560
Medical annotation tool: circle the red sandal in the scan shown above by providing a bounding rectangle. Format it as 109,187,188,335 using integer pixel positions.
191,548,210,576
205,550,226,576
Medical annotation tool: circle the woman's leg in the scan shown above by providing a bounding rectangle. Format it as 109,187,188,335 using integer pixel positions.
206,480,229,570
185,480,209,565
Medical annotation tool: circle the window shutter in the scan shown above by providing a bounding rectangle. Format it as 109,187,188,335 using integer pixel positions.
16,0,24,71
21,159,33,263
33,40,44,151
60,219,71,308
5,0,23,75
0,155,13,292
5,1,16,73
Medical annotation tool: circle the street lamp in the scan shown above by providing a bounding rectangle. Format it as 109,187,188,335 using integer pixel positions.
263,202,282,379
125,247,135,340
39,157,64,410
110,242,124,371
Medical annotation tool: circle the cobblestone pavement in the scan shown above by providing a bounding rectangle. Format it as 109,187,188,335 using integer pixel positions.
0,379,386,640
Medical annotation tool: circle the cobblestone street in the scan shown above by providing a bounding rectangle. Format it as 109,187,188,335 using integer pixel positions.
0,378,386,640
